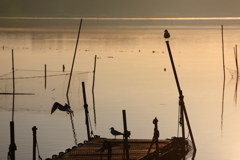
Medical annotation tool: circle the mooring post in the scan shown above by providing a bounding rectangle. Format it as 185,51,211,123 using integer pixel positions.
12,49,15,121
8,121,17,160
32,126,37,160
82,82,91,141
44,64,47,89
153,118,159,159
62,64,65,72
122,110,130,160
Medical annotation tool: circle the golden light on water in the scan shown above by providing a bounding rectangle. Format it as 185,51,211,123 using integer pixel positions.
0,17,240,20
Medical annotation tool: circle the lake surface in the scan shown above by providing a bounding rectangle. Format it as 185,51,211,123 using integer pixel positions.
1,18,240,160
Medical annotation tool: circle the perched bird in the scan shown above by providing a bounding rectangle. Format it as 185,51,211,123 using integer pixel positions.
164,30,170,39
110,127,123,139
51,102,74,116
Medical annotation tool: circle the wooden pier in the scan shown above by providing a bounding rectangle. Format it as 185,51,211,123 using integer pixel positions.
47,137,189,160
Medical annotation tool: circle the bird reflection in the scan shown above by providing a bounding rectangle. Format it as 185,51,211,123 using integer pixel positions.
51,102,74,117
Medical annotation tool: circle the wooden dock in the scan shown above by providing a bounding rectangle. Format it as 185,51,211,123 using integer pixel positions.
47,137,189,160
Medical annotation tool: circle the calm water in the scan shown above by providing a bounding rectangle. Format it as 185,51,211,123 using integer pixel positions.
1,18,240,160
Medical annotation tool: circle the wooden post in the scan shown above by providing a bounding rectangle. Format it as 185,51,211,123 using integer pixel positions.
221,25,226,80
66,19,83,104
12,49,15,121
92,55,97,126
32,126,37,160
44,64,46,89
9,121,17,160
122,110,130,160
62,64,65,72
221,25,226,130
82,82,91,141
153,118,159,159
92,55,97,93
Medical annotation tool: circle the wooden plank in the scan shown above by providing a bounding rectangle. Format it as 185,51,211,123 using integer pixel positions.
51,137,174,160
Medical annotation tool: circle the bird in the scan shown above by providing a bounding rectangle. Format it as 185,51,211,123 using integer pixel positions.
164,30,170,39
51,102,74,116
110,127,123,139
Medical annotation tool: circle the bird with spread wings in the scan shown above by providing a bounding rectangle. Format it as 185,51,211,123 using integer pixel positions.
51,102,74,117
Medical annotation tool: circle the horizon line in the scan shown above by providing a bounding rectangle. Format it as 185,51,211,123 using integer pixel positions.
0,17,240,20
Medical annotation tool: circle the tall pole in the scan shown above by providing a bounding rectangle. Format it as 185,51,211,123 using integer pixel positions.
65,19,82,145
92,55,97,126
221,25,226,130
153,118,159,160
66,19,83,104
12,49,15,121
44,64,47,89
221,25,226,80
82,82,91,141
122,110,130,160
32,126,37,160
9,49,17,160
165,39,197,152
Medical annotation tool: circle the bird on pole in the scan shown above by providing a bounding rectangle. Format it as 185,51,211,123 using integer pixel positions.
51,102,74,117
164,30,170,40
110,127,123,139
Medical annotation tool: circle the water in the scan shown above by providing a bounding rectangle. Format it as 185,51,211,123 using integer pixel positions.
1,18,240,160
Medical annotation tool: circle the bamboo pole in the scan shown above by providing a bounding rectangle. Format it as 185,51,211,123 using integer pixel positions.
222,25,226,80
82,82,91,141
66,19,83,104
122,110,129,160
221,25,226,130
44,64,46,89
165,40,197,152
92,55,97,126
12,49,15,121
9,49,17,160
32,126,37,160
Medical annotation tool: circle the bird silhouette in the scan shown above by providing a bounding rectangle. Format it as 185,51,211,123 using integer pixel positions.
164,30,170,39
51,102,74,116
110,127,123,139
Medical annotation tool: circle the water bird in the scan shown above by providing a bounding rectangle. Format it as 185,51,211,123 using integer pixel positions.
51,102,74,116
164,30,170,39
110,127,123,139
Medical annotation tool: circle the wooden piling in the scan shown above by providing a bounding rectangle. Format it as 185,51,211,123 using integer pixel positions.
122,110,130,160
66,19,83,103
44,64,47,89
9,121,17,160
221,24,226,130
32,126,37,160
82,82,91,141
12,49,15,121
165,39,196,152
221,25,226,80
92,55,97,126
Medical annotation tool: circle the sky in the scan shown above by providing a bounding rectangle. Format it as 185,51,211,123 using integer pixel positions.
0,0,239,18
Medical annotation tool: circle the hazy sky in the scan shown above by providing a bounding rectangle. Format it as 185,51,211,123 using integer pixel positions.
0,0,239,18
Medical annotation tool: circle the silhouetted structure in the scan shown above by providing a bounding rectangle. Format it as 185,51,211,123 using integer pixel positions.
164,30,170,39
51,102,74,116
110,127,123,139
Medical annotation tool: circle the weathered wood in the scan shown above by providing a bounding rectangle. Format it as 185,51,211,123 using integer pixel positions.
50,137,187,160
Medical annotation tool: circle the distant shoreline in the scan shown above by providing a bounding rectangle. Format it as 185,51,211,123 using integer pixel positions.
0,17,240,21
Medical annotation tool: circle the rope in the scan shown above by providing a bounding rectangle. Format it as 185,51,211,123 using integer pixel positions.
0,71,92,80
36,138,42,160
